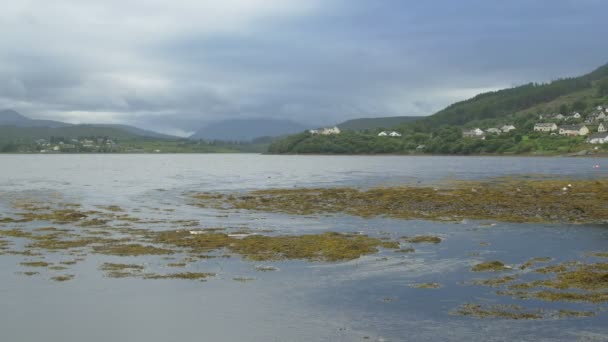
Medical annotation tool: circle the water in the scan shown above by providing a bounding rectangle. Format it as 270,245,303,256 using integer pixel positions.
0,154,607,341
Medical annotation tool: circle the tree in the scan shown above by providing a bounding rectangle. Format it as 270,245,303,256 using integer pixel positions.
572,99,587,112
598,78,608,97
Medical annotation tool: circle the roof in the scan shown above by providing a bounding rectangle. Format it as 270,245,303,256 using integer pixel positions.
559,125,586,130
588,132,608,139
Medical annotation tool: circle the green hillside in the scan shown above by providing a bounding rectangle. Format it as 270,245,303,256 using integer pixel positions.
337,116,423,131
0,125,142,144
0,125,270,153
269,62,608,155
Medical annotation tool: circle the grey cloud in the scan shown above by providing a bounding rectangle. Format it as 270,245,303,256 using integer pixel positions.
0,0,607,136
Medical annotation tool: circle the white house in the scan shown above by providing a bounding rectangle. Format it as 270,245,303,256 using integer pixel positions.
378,131,388,137
485,128,501,134
588,132,608,144
599,123,607,133
534,123,558,132
320,127,341,135
310,127,341,135
501,125,516,133
389,131,402,137
572,112,582,119
463,128,485,138
559,125,590,136
555,114,565,120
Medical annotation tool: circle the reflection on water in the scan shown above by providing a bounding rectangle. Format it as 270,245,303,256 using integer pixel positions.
0,155,607,341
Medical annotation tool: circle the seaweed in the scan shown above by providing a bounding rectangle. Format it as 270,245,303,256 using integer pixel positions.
51,275,75,282
402,236,442,244
451,304,543,320
192,179,608,224
143,272,215,280
20,261,51,267
472,261,510,272
410,282,441,289
93,244,174,256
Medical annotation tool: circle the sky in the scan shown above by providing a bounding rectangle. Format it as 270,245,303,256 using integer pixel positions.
1,0,608,136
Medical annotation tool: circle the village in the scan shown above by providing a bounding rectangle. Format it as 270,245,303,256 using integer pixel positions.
462,105,608,144
34,137,120,153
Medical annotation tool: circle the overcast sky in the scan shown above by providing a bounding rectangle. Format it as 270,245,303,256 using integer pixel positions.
1,0,608,136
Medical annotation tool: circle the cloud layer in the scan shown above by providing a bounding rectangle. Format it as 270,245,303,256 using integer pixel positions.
1,0,607,135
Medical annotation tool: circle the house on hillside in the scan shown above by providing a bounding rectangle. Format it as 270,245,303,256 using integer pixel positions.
310,127,341,135
534,123,558,132
485,128,501,134
559,124,589,136
501,125,516,133
588,132,608,144
389,131,402,137
463,128,485,138
320,127,341,135
599,123,607,133
378,131,388,137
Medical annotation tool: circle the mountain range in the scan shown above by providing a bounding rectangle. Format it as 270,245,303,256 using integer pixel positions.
0,109,176,140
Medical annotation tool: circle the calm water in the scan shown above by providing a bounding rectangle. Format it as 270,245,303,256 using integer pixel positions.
0,154,607,342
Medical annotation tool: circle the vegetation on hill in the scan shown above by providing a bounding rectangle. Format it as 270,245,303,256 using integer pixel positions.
269,62,608,155
337,116,423,131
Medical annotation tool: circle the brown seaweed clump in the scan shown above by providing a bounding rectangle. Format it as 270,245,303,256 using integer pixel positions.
143,272,215,280
192,179,608,224
410,282,441,289
472,261,510,272
451,304,543,320
402,236,442,244
151,231,399,262
474,260,608,305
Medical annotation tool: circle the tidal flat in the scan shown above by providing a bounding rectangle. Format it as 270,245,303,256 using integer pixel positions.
192,178,608,224
1,155,608,341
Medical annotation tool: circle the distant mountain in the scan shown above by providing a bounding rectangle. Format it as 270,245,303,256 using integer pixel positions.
337,116,424,131
0,109,70,128
0,109,177,139
189,118,309,141
87,124,178,139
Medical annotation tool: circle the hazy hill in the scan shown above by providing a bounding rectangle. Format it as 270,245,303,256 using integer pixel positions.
189,118,309,141
0,110,177,140
408,62,608,130
0,109,70,128
337,116,423,131
86,124,177,139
